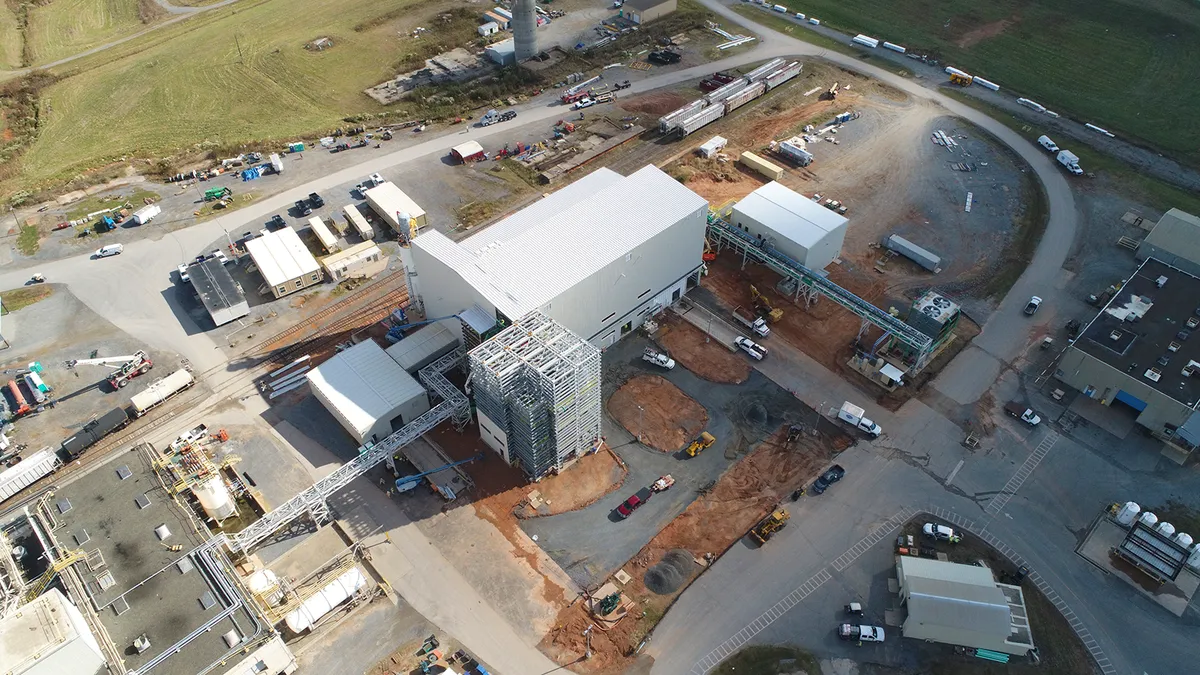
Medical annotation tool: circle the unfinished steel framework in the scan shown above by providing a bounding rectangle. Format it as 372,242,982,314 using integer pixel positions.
469,311,602,478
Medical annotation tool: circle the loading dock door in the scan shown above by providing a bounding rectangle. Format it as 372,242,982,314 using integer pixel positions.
1114,390,1148,412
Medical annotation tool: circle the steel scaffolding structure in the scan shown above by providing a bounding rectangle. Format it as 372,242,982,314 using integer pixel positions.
468,311,601,478
706,213,936,372
228,348,470,555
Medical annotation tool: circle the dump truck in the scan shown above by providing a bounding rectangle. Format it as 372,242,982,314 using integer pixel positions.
749,508,790,545
837,402,882,437
129,368,194,417
684,431,716,457
642,348,675,370
1004,401,1042,426
733,306,770,337
1057,150,1083,175
61,408,131,460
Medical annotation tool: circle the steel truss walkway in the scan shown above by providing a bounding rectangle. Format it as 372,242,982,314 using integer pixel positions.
706,214,935,372
229,348,471,555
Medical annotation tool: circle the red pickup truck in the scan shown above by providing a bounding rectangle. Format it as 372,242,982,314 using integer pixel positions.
616,487,653,519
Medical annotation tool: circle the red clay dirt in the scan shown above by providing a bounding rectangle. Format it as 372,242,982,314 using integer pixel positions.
619,91,690,116
540,425,842,673
657,313,750,384
516,449,627,518
608,375,708,452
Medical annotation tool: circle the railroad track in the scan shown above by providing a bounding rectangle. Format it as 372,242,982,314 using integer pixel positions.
9,277,411,501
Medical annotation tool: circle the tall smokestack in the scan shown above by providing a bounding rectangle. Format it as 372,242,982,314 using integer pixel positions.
512,0,538,61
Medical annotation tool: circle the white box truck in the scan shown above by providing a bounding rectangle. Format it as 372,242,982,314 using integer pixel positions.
132,204,161,225
269,153,284,174
1057,150,1083,175
837,402,881,436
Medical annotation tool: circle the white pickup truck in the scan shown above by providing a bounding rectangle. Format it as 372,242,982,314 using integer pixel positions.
735,336,767,360
837,401,882,437
642,348,675,370
1004,401,1042,426
838,624,885,642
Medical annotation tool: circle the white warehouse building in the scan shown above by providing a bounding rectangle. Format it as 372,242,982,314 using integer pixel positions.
730,181,848,271
307,340,431,444
411,165,710,349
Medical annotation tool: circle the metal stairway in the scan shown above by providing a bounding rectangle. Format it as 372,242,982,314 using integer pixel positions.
228,349,471,555
706,214,935,372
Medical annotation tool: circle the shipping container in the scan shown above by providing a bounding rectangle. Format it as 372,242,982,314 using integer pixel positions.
885,234,941,272
740,152,784,180
851,35,879,48
764,61,802,89
132,204,162,225
698,136,728,158
342,205,374,241
772,4,786,12
973,77,1000,91
746,58,787,82
130,369,195,417
777,140,813,166
723,81,767,113
882,42,906,53
0,448,61,502
308,216,340,254
678,104,726,136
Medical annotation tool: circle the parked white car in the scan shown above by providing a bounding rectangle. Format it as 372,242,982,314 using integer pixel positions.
572,97,596,110
95,244,124,258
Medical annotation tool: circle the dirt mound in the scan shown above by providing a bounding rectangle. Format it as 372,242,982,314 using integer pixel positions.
517,449,627,518
620,91,689,115
643,549,694,595
658,314,750,384
608,375,707,452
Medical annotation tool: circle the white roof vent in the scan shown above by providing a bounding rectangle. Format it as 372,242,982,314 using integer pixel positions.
222,629,243,648
1144,368,1162,382
1156,275,1168,287
154,524,172,541
1109,330,1123,341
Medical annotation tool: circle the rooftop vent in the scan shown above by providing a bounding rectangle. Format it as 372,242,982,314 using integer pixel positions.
1178,330,1191,341
1170,341,1182,352
1156,275,1168,287
134,635,151,654
112,597,130,615
1145,368,1162,382
1157,354,1171,366
176,558,194,575
116,465,133,480
96,571,115,590
135,494,151,510
56,498,72,514
74,529,90,546
222,629,242,648
1189,317,1200,329
199,591,217,610
1110,330,1123,341
154,524,171,541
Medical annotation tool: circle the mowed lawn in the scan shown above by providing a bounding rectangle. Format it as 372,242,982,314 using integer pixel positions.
779,0,1200,159
0,2,22,69
26,0,164,66
20,0,429,188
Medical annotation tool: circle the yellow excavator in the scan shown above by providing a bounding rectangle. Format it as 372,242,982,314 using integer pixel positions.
749,285,783,322
750,508,790,545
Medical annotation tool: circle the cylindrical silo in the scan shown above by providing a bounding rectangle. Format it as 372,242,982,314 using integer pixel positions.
194,477,237,521
1114,501,1140,525
1173,532,1193,548
1138,511,1158,528
512,0,539,61
1156,522,1176,537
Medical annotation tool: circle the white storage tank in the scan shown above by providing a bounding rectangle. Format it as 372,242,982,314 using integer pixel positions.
247,569,283,607
194,477,237,521
1138,511,1158,527
1156,521,1176,537
284,567,366,633
1174,532,1194,548
1114,501,1140,525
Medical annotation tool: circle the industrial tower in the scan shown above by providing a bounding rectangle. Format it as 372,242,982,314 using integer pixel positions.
512,0,538,61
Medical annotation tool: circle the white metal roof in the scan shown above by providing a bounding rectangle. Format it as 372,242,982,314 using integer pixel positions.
0,588,104,675
419,165,707,318
306,340,426,436
364,182,426,222
452,140,485,159
386,322,459,371
245,227,320,287
734,181,848,249
899,556,1013,638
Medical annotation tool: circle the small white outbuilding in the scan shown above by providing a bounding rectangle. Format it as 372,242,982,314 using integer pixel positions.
307,340,430,444
730,181,847,271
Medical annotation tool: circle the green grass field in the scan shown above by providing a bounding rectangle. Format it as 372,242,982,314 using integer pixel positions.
11,0,470,190
0,3,21,70
26,0,164,66
773,0,1200,162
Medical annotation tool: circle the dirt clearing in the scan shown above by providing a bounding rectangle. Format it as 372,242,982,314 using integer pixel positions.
620,91,691,116
657,314,749,384
608,375,708,452
540,424,842,672
517,449,627,518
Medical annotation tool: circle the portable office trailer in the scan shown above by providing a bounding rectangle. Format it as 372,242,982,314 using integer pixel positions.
698,136,728,158
974,77,1000,91
882,42,906,53
342,205,374,240
131,204,161,225
364,181,427,234
851,35,879,48
739,152,784,180
321,242,387,281
885,234,941,271
308,216,340,253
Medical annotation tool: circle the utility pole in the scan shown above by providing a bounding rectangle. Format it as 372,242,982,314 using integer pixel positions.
234,34,244,65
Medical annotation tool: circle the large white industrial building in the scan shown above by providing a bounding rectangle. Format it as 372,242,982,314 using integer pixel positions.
307,340,431,444
730,181,847,271
411,165,710,349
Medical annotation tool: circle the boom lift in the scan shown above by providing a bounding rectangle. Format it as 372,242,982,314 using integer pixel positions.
65,350,153,389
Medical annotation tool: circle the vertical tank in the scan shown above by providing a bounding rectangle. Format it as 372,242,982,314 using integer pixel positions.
247,569,283,606
1114,501,1140,525
512,0,538,61
194,477,237,521
1173,532,1193,548
1138,511,1158,527
1156,522,1176,537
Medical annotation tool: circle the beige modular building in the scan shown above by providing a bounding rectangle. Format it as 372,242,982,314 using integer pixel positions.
245,227,323,298
625,0,677,24
897,556,1034,656
321,241,388,281
739,151,784,180
364,181,427,236
1056,257,1200,462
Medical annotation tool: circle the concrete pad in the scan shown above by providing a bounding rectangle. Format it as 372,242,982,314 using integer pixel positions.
931,346,1002,404
267,524,348,582
1076,516,1199,617
1069,394,1136,439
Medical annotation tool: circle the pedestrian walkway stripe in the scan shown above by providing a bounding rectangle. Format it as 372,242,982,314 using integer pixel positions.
986,431,1059,515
